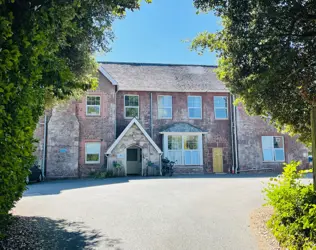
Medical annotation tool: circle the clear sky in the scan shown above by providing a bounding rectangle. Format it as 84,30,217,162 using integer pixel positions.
96,0,221,65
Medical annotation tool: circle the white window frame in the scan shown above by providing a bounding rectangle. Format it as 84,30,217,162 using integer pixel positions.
214,96,228,120
158,95,172,119
86,95,101,116
85,142,101,164
124,94,139,119
188,96,202,119
163,133,203,166
261,136,285,162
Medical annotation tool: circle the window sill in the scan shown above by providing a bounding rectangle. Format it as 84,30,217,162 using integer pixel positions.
158,117,172,120
86,114,101,117
124,117,139,119
263,161,285,163
215,118,229,120
85,161,101,164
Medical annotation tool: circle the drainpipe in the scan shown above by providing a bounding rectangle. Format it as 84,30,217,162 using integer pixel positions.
115,86,119,138
230,94,235,173
150,92,153,138
42,114,47,178
232,95,239,173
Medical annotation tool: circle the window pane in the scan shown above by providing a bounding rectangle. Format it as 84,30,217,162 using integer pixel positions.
214,96,227,108
86,143,100,154
191,151,200,165
184,136,198,150
188,96,201,108
184,151,191,165
87,106,100,115
125,96,139,106
87,154,99,162
95,97,100,105
274,137,284,148
127,149,138,161
168,136,182,150
263,149,273,161
125,107,139,118
164,96,172,107
189,108,201,118
262,136,273,149
159,108,172,118
168,151,182,164
215,109,228,119
275,149,285,161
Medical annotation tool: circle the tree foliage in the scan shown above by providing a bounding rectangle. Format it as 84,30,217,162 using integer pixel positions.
0,0,150,226
192,0,316,146
264,162,316,249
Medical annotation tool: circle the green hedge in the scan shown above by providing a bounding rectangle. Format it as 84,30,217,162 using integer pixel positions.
264,161,316,249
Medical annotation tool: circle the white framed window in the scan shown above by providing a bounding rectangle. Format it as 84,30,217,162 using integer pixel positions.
85,142,101,164
86,96,101,116
124,95,139,119
262,136,285,162
165,134,203,165
214,96,228,119
158,95,172,119
188,96,202,119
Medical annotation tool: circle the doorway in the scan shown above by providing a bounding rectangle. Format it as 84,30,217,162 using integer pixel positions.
126,147,142,175
213,148,223,173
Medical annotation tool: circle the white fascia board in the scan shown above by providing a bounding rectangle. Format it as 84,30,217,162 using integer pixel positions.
98,66,118,85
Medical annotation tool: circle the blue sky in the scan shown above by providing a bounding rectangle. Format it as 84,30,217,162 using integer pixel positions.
96,0,221,65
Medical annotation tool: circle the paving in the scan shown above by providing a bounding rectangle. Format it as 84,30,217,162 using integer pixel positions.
12,175,275,250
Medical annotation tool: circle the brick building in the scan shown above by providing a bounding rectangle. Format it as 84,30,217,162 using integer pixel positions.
34,62,309,178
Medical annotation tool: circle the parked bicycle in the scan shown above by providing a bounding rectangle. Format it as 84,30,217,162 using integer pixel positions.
161,158,176,176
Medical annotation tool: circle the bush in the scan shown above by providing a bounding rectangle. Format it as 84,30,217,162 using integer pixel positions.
264,161,316,249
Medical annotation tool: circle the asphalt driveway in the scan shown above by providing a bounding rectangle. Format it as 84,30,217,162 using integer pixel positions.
12,175,273,250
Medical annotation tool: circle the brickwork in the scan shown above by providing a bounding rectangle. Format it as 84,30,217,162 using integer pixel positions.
236,104,308,172
116,91,232,173
77,74,116,177
46,103,79,178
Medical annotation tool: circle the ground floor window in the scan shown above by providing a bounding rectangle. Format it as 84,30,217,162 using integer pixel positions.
85,142,101,164
164,134,203,165
261,136,285,162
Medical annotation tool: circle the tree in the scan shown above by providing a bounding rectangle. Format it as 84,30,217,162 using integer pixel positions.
0,0,150,228
191,0,316,189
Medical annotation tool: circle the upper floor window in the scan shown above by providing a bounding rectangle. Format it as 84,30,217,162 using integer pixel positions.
85,142,101,164
214,96,228,119
158,95,172,119
125,95,139,119
188,96,202,119
262,136,285,162
86,96,101,116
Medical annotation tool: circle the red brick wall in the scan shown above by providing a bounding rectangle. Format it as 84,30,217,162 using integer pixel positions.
236,104,308,171
116,91,232,173
76,74,116,176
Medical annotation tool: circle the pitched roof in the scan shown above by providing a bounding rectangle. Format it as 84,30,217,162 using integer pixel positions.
106,118,162,154
99,62,228,92
160,123,207,133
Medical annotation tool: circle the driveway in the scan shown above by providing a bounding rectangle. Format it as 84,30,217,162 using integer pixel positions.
12,175,273,250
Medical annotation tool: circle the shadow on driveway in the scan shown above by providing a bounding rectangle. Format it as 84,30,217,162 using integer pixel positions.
0,216,122,250
24,173,279,197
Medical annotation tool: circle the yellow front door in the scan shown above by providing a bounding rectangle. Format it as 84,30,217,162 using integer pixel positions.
213,148,223,173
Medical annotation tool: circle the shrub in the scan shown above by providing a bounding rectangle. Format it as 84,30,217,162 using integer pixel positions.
264,161,316,249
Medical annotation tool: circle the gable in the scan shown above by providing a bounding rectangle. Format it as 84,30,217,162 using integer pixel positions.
106,118,162,155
